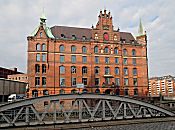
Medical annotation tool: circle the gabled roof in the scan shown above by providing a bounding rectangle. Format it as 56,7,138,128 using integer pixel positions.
30,25,54,39
51,26,92,40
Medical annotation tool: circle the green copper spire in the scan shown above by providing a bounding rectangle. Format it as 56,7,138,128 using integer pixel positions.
138,18,144,36
40,8,47,23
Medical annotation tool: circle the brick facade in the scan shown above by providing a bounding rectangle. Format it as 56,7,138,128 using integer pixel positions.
27,10,148,98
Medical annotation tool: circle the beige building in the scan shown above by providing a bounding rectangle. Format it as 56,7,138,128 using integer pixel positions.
149,75,175,97
8,74,28,83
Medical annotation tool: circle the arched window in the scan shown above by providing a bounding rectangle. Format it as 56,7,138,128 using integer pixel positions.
82,66,87,74
133,68,137,76
42,43,46,51
94,46,98,53
95,33,98,40
42,64,46,73
36,43,40,51
104,46,109,53
71,66,76,73
114,47,118,54
72,35,76,40
59,89,65,94
59,45,64,52
132,49,136,56
82,46,87,53
123,49,127,56
32,90,38,97
71,89,77,94
95,66,100,74
61,34,66,38
43,90,49,95
105,67,110,74
82,36,86,40
124,67,128,75
35,64,40,73
115,67,119,75
60,66,65,74
71,45,76,53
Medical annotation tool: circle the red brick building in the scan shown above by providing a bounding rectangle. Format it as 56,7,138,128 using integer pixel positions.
27,10,148,97
0,67,23,79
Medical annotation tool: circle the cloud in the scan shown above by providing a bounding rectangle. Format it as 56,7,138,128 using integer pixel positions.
0,0,175,77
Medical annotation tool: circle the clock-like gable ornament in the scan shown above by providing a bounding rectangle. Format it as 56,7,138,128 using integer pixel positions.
104,33,109,41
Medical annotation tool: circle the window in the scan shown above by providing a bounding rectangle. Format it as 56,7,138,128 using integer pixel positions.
105,67,110,74
82,78,87,85
82,36,86,40
43,90,49,95
114,48,118,54
82,66,87,74
71,45,76,53
132,49,136,56
133,68,137,76
115,78,120,86
59,89,65,94
124,67,128,75
60,55,65,63
42,64,46,73
72,78,76,86
42,43,46,51
114,35,117,41
59,45,64,52
82,56,87,63
60,78,65,86
104,47,109,53
71,55,76,63
61,34,65,38
124,78,129,86
35,77,40,86
60,66,65,74
82,46,87,53
95,78,99,86
36,54,40,61
35,64,40,73
72,35,76,40
105,57,109,64
133,78,138,86
94,46,98,53
40,32,42,38
115,57,119,64
124,88,129,96
95,66,99,74
105,78,110,84
133,58,136,65
95,33,98,40
134,88,138,96
103,32,109,41
36,43,40,51
123,49,127,56
95,56,99,64
71,66,76,73
32,90,38,97
115,67,119,75
42,54,46,62
42,77,46,86
123,58,127,65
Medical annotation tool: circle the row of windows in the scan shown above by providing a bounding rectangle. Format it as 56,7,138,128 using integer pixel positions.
59,45,136,55
59,66,137,76
31,88,139,97
35,64,46,73
36,54,137,66
59,55,137,65
36,43,46,51
35,77,138,87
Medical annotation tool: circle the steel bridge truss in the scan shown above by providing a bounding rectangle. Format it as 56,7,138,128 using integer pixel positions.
0,94,174,128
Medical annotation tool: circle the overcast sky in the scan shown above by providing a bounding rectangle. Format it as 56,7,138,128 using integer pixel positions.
0,0,174,77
